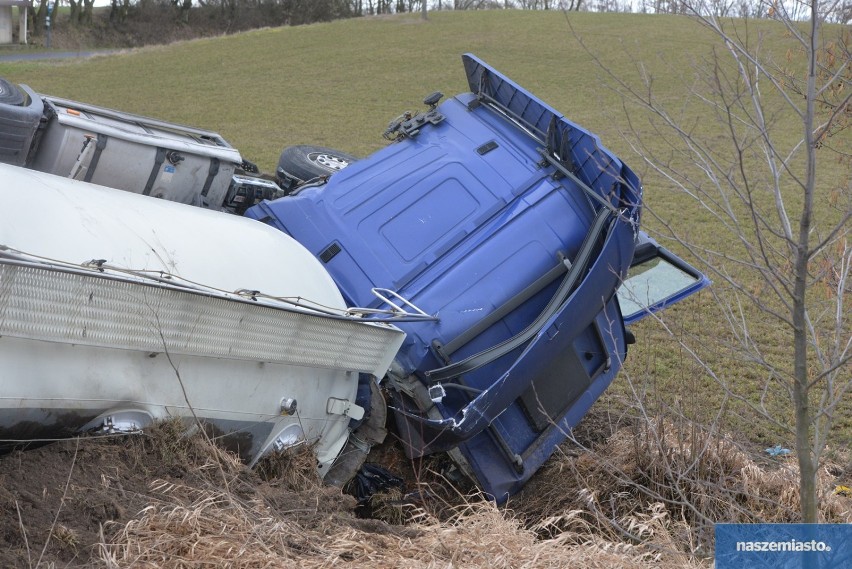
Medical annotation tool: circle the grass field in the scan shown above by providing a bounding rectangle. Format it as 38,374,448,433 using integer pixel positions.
0,11,733,166
1,9,849,458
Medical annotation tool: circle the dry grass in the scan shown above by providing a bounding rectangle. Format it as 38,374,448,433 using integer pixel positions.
128,419,244,476
253,443,321,492
96,480,702,569
9,408,846,567
512,418,852,558
82,419,708,568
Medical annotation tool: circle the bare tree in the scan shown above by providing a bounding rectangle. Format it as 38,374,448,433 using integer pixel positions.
570,0,850,523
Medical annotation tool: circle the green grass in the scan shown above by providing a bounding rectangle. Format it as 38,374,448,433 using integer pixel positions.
0,11,729,168
1,10,848,452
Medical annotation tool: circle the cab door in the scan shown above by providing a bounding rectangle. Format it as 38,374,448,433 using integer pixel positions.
618,232,710,324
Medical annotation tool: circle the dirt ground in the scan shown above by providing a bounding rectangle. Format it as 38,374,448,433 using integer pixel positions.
0,416,611,568
0,412,716,567
0,418,478,568
0,437,133,567
0,425,360,568
3,412,844,568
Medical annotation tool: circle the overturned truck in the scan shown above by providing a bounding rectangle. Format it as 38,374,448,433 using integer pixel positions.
0,54,708,501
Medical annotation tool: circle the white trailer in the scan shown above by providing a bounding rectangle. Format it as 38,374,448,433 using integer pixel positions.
0,163,406,475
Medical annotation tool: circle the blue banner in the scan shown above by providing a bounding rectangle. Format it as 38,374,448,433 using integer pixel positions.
715,524,852,568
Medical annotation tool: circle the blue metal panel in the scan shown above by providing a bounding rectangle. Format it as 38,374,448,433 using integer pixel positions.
247,54,705,502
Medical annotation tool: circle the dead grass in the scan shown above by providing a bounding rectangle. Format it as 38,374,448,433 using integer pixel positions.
84,419,707,568
131,420,241,472
96,479,701,569
363,486,413,525
8,411,846,567
61,418,706,568
512,417,852,559
253,443,321,492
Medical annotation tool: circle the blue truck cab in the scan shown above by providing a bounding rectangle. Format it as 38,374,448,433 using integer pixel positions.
247,54,708,501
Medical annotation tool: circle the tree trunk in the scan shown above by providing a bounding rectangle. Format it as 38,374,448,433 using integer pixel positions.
81,0,95,25
794,0,821,524
68,0,80,25
179,0,192,24
34,0,48,33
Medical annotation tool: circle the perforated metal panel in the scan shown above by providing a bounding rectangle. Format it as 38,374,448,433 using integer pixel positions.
0,261,405,378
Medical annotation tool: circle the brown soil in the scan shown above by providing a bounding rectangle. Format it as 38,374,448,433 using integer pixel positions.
0,411,614,568
5,411,841,567
1,437,152,567
0,425,359,567
0,418,472,568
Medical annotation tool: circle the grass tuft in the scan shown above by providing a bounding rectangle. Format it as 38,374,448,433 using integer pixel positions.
253,443,321,491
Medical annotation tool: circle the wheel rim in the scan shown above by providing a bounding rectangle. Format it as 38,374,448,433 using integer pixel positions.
309,152,350,172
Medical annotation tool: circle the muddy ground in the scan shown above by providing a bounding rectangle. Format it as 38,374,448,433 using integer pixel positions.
0,412,724,568
0,420,470,568
3,413,845,568
0,414,595,568
0,425,359,567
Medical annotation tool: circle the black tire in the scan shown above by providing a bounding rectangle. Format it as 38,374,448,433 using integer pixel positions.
0,78,26,106
276,144,357,185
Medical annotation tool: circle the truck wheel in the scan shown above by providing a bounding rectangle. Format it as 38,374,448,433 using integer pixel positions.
0,78,26,106
276,145,356,186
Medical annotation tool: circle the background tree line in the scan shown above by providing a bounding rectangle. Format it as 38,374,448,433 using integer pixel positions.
28,0,851,42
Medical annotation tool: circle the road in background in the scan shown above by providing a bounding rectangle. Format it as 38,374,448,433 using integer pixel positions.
0,50,117,62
